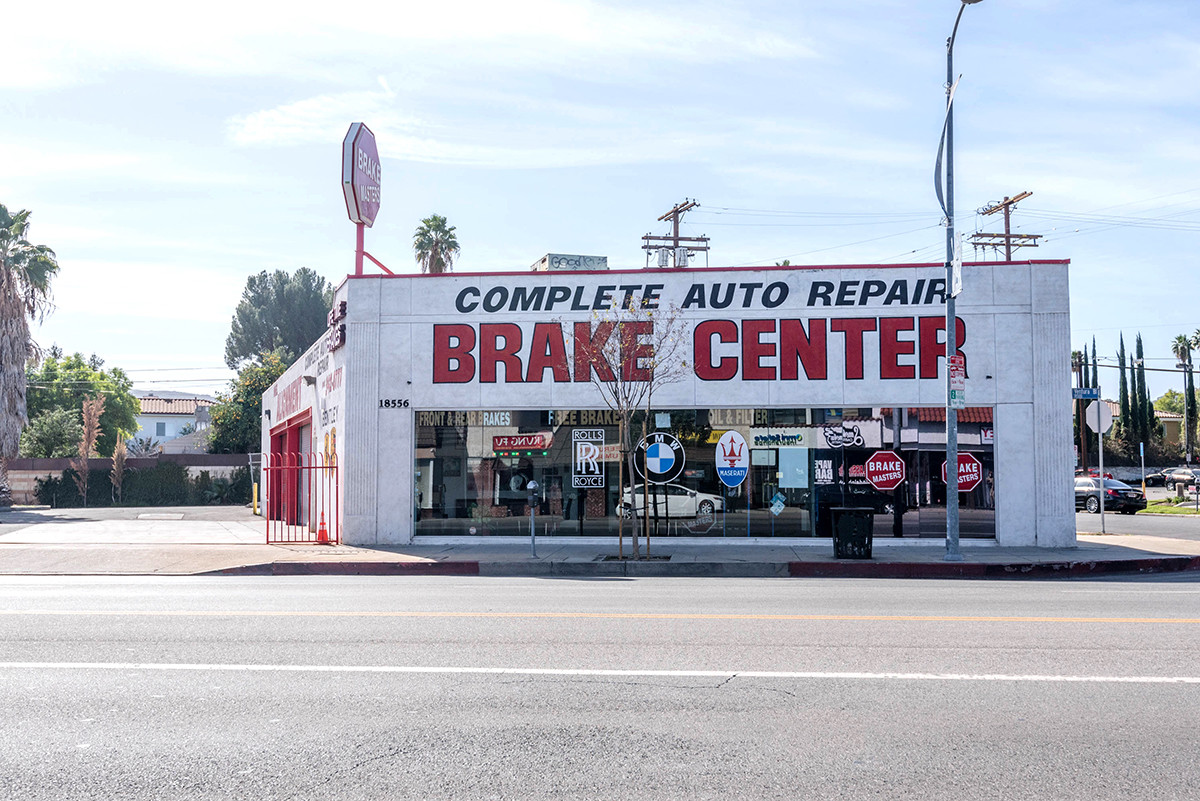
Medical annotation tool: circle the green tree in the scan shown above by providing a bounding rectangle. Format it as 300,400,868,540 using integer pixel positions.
1155,389,1186,416
1117,334,1130,439
1135,334,1151,442
18,408,82,458
25,352,138,457
1090,336,1099,391
224,268,333,369
1172,333,1194,460
208,352,289,454
0,204,60,504
412,214,460,274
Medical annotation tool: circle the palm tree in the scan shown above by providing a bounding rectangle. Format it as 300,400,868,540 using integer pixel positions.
0,205,60,505
412,214,460,274
1172,334,1194,463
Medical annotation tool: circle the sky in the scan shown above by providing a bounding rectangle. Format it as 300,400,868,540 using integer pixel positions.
3,0,1199,400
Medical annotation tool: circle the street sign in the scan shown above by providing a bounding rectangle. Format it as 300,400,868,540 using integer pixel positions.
1072,387,1100,400
1085,401,1113,434
948,354,966,410
942,453,983,492
572,429,605,489
715,430,749,488
865,450,906,492
633,432,685,484
769,499,785,516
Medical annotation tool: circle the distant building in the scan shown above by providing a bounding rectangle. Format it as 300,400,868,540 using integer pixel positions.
529,253,608,272
131,390,215,444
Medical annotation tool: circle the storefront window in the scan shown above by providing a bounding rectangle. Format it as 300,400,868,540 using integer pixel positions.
413,407,995,538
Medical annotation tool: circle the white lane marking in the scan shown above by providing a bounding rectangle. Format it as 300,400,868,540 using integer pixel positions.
1062,590,1200,594
1,662,1198,684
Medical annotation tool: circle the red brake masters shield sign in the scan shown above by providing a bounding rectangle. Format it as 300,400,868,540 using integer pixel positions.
941,453,983,492
342,122,381,227
865,450,905,491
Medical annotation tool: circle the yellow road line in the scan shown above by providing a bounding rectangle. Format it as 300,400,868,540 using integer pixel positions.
1,610,1199,623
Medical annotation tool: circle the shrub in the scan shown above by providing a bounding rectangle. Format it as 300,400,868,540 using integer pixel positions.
35,462,253,508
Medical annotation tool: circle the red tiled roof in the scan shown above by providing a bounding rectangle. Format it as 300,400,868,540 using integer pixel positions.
881,407,993,423
138,397,214,416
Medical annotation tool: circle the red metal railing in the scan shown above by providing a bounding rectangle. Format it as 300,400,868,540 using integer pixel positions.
264,452,339,544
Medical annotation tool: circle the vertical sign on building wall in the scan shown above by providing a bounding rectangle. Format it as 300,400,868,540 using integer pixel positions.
572,429,605,488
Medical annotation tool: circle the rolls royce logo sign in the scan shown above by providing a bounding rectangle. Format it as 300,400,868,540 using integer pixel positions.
572,429,605,488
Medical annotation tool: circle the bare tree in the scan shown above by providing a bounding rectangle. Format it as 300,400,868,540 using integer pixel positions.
70,394,105,506
110,434,128,505
565,302,691,558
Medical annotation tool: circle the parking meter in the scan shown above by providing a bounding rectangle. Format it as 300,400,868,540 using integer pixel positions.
526,480,539,557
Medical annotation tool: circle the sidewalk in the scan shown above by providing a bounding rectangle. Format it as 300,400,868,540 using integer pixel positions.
1,506,1199,578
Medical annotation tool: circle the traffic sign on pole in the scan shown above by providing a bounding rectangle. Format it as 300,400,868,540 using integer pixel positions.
1085,401,1113,434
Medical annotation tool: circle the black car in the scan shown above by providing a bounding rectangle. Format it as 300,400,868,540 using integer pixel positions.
1074,477,1146,514
1143,470,1170,487
1163,467,1200,489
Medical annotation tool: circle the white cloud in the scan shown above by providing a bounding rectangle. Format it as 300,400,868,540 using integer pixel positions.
7,1,807,90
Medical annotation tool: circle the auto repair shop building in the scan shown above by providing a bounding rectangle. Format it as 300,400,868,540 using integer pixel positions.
261,259,1074,548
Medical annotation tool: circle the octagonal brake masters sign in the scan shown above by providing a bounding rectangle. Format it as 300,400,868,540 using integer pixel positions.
342,122,381,227
864,450,905,492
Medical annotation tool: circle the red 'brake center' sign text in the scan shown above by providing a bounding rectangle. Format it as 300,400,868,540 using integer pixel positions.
432,317,966,384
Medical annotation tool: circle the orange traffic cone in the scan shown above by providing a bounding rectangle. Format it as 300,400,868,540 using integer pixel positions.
317,512,329,544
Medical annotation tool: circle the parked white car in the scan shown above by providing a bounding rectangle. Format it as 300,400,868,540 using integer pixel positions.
621,484,724,517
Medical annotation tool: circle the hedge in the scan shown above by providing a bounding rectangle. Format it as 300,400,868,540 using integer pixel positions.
35,464,253,508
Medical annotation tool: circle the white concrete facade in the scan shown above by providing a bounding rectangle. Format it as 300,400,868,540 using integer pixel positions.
262,260,1075,548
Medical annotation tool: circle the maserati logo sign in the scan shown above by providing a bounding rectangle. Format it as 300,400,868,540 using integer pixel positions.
715,430,749,488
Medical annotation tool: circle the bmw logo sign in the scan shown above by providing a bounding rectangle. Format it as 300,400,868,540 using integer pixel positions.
634,432,686,484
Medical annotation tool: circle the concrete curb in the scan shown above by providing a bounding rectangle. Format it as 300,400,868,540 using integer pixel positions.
201,555,1200,579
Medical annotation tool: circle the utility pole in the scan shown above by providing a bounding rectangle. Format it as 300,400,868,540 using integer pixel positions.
642,199,710,268
970,191,1041,261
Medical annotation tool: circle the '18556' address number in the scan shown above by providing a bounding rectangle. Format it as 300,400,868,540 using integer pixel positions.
379,399,410,408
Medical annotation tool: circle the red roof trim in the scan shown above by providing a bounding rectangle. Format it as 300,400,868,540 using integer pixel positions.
343,260,1071,280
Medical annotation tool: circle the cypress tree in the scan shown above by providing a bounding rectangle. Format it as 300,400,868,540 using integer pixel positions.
1130,342,1143,443
1136,334,1150,441
1188,367,1197,460
1118,334,1130,439
1091,336,1099,392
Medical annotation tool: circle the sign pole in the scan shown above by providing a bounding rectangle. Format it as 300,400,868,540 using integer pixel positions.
1098,393,1106,534
355,222,365,277
1140,441,1146,496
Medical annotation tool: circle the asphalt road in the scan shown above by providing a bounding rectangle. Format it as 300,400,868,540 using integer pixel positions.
1077,508,1200,540
2,575,1198,800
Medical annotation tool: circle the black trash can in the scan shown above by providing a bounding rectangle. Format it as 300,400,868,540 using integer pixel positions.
831,507,874,559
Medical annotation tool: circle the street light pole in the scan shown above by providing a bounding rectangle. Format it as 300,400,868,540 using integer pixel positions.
942,0,982,562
